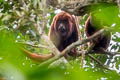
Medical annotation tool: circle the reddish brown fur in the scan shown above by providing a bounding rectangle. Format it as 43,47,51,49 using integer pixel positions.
21,48,53,62
21,12,79,61
85,16,111,53
49,11,79,56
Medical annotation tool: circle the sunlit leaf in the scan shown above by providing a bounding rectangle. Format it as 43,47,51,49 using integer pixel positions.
88,3,120,33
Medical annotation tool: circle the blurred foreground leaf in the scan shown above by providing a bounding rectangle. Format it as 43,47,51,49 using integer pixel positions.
88,3,120,33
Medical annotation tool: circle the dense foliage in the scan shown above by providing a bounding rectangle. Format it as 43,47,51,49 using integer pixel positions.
0,0,120,80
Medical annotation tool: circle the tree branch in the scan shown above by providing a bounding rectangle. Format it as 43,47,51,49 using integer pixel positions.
46,0,117,16
39,29,105,67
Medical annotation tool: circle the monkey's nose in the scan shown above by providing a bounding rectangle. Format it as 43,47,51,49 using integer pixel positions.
59,25,66,32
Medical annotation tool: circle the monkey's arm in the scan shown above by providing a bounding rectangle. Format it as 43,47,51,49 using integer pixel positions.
21,48,54,62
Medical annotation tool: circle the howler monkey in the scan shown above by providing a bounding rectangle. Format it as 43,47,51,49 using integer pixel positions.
22,11,79,61
85,16,111,53
49,11,79,56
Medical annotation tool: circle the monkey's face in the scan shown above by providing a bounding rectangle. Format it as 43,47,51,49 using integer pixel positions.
57,19,69,37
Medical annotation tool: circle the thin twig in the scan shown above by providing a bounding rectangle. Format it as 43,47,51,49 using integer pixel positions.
75,16,85,68
88,54,110,70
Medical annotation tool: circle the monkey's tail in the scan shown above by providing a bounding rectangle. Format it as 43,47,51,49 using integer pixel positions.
21,48,54,62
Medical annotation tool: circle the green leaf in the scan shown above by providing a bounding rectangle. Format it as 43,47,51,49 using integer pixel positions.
88,3,120,33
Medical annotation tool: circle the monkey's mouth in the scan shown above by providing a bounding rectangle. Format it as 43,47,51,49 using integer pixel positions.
59,29,66,33
58,26,67,33
59,30,67,35
59,30,67,37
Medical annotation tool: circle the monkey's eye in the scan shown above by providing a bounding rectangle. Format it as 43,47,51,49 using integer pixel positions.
63,19,68,22
57,19,61,23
